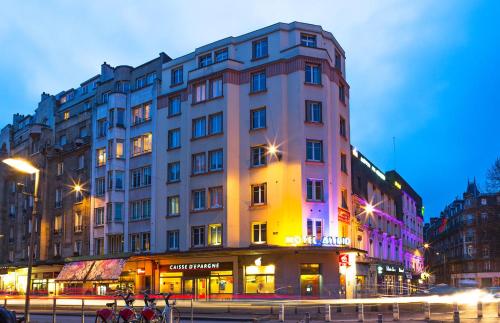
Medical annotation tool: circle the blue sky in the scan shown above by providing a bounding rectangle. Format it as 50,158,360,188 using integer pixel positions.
0,0,499,221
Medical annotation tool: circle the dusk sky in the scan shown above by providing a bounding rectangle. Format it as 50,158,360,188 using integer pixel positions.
0,0,498,221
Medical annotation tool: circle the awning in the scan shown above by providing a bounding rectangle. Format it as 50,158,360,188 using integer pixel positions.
55,261,94,281
86,259,126,281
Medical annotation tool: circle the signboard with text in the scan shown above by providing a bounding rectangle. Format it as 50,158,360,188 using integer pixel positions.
285,235,351,247
338,208,350,223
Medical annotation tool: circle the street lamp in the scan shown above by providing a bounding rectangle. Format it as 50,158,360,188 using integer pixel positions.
2,158,40,323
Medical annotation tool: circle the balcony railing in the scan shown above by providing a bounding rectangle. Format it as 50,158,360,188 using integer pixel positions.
74,225,83,233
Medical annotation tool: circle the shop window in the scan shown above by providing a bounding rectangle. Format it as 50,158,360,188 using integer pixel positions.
210,271,233,294
300,264,321,296
244,264,275,293
160,274,182,294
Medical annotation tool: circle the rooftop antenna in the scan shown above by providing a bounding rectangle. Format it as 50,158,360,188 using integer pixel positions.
393,136,397,170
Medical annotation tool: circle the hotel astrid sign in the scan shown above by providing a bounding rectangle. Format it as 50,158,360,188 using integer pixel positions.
285,235,351,247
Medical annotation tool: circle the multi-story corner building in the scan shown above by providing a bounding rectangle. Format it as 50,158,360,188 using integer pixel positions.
385,171,424,276
152,21,353,298
425,180,500,288
350,148,404,296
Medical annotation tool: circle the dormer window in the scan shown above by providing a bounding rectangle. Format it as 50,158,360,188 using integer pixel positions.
301,33,317,48
199,53,212,68
215,48,228,62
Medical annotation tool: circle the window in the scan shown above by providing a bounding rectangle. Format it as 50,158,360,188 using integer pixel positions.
339,84,346,103
192,226,205,247
54,215,62,234
251,146,267,167
301,33,317,47
97,148,106,166
306,140,323,162
192,153,206,175
74,212,83,232
78,154,85,169
57,162,64,176
167,230,179,251
115,81,130,93
130,233,140,252
341,188,348,209
108,140,114,159
74,240,82,256
215,48,228,62
95,177,105,196
97,119,107,137
192,117,207,139
251,71,266,92
108,234,124,254
109,109,115,127
79,126,88,138
107,171,113,190
250,108,266,130
209,187,223,209
115,203,123,221
116,140,124,158
130,166,151,188
130,199,151,220
208,112,223,135
95,238,104,255
307,219,323,240
117,109,125,127
208,224,222,246
306,179,324,201
335,50,342,70
194,82,206,103
131,133,152,156
251,183,267,205
106,203,113,222
143,166,151,186
63,111,70,120
192,189,206,211
341,153,347,173
136,76,146,89
252,222,267,244
171,67,183,85
305,101,322,123
168,128,181,149
252,38,268,59
132,103,151,125
95,207,104,225
199,53,212,67
115,171,124,190
167,162,180,183
59,135,67,146
340,116,347,138
147,72,156,85
168,96,181,116
208,149,223,171
167,196,180,216
209,78,223,98
305,64,321,84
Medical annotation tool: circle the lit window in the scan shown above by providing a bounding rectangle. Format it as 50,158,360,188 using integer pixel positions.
252,222,267,244
63,111,70,120
131,133,152,156
116,141,124,158
132,103,151,125
96,148,106,166
341,188,348,209
167,196,180,216
208,224,222,246
57,162,64,176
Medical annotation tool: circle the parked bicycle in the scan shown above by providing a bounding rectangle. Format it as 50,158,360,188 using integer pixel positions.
95,291,138,322
139,289,159,322
156,293,180,323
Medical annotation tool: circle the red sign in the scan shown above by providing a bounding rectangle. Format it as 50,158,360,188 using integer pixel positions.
339,254,349,266
338,208,350,223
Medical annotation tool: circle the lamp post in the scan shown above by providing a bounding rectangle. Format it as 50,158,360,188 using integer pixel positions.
3,158,40,323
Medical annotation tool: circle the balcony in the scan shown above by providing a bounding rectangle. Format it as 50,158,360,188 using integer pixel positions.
74,225,83,233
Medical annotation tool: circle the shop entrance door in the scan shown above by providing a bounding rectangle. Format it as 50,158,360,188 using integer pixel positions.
183,279,194,295
196,278,208,300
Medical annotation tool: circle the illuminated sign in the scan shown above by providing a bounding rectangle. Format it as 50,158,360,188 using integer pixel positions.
285,235,351,247
353,152,386,181
338,208,350,223
339,254,350,266
168,263,220,271
394,181,402,189
137,268,146,275
377,264,405,275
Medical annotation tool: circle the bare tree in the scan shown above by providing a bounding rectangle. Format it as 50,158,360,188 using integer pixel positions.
486,157,500,193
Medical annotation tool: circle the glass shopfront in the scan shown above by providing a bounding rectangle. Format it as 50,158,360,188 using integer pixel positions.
244,264,275,294
160,262,233,299
376,264,405,295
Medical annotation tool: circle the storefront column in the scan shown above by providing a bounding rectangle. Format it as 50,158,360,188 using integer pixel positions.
232,260,239,296
154,262,160,293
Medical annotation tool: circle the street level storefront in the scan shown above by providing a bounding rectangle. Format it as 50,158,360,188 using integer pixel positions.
374,263,406,295
451,272,500,288
55,259,131,295
0,265,62,296
137,246,364,299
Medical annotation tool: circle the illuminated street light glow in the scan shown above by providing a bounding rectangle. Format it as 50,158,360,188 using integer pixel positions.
424,243,430,249
363,202,375,215
268,144,278,156
2,158,39,174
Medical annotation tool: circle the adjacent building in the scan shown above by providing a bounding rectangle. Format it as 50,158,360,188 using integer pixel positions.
424,180,500,288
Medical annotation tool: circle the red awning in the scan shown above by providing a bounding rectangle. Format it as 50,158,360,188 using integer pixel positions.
55,261,94,281
86,259,126,281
